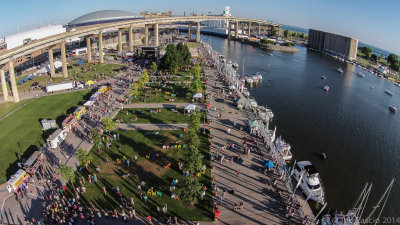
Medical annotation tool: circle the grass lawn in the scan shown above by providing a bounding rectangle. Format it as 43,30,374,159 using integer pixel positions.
187,42,199,48
68,62,126,82
69,130,213,221
0,90,91,183
114,108,206,124
132,83,193,103
0,99,33,118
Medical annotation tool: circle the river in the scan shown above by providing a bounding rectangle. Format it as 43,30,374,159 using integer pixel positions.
201,34,399,220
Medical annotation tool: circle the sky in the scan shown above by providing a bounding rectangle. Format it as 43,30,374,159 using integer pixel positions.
0,0,399,54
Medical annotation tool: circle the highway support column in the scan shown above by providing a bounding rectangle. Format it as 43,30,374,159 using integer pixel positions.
128,26,133,51
61,41,68,78
188,24,192,41
235,22,239,38
8,61,19,102
86,37,92,63
196,22,201,42
118,29,122,52
98,32,103,64
248,22,251,37
144,26,149,46
48,49,55,77
0,69,9,101
154,23,159,46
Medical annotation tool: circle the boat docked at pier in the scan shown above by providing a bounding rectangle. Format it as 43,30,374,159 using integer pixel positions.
245,76,254,84
275,137,292,161
390,104,397,113
257,106,274,122
293,161,325,204
385,89,393,96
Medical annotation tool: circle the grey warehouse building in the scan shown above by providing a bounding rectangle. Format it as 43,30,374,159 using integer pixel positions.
308,29,358,60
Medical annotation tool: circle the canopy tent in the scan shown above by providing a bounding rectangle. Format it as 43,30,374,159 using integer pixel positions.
54,60,63,69
184,104,197,115
36,66,50,74
248,120,260,133
229,85,236,90
83,100,94,107
263,160,274,168
236,98,245,109
193,93,203,99
85,80,95,86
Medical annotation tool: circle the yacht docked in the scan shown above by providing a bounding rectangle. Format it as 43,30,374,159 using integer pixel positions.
275,137,292,161
245,76,254,84
293,161,325,204
257,106,274,122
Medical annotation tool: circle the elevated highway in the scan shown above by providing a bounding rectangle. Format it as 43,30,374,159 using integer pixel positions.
0,16,281,102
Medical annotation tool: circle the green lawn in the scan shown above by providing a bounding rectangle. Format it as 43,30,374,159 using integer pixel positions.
69,130,213,221
68,62,126,82
187,42,199,48
0,90,91,183
132,83,193,103
0,99,33,118
115,108,189,124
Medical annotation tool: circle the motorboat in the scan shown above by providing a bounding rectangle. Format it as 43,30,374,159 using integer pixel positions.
293,161,325,204
395,83,400,88
324,86,330,92
245,77,254,84
257,106,274,122
321,76,327,81
256,72,263,81
337,68,344,73
232,62,239,69
249,98,258,108
242,88,250,98
275,138,292,161
385,89,393,96
357,72,366,78
269,53,274,56
390,104,397,113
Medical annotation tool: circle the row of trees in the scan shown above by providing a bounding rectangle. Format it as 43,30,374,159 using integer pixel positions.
191,64,203,92
180,112,204,205
358,46,400,71
283,29,307,39
160,43,191,73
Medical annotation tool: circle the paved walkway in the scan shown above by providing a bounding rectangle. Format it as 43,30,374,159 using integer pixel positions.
125,102,191,108
117,123,188,131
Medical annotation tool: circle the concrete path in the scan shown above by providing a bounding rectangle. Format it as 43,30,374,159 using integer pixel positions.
124,102,191,109
117,123,188,131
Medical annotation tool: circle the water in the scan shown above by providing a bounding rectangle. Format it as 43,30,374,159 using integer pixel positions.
202,34,399,219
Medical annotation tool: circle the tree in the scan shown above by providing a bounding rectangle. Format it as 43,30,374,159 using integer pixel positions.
141,70,150,83
130,82,139,96
183,128,200,148
271,27,277,37
387,54,399,65
138,78,145,89
363,47,373,59
178,177,203,205
283,30,289,38
371,53,378,63
57,164,75,183
188,112,201,132
182,45,192,66
161,44,179,73
91,128,102,151
101,117,116,131
176,42,185,66
182,146,203,174
149,62,158,74
76,148,93,169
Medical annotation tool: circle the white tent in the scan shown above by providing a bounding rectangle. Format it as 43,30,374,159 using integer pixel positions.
184,104,197,115
54,60,63,69
229,85,236,90
193,93,203,98
84,100,94,107
36,66,49,74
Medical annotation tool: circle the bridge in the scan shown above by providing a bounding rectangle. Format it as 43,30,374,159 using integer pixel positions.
0,16,281,102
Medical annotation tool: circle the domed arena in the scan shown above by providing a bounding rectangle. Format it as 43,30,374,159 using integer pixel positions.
68,10,143,27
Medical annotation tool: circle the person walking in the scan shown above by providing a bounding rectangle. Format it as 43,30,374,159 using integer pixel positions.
237,170,241,178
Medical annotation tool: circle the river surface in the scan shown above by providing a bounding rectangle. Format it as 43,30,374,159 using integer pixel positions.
201,34,399,220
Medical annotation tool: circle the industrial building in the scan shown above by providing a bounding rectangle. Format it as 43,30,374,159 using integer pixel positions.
308,29,358,60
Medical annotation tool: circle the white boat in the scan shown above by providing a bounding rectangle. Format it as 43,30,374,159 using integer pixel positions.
395,83,400,87
268,53,274,56
242,88,250,97
275,137,292,161
245,77,254,84
337,68,344,73
249,98,258,108
232,62,239,69
293,161,325,204
256,72,263,81
321,76,327,80
390,104,397,113
357,72,366,78
324,86,330,92
385,89,393,96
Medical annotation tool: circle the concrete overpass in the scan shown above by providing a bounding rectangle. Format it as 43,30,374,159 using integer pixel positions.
0,16,281,102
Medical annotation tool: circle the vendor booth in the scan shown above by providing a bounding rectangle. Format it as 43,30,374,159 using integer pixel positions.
7,169,30,193
184,104,197,115
236,98,245,110
193,93,203,100
41,119,57,130
62,115,78,132
74,106,86,120
23,151,45,174
98,85,109,94
46,128,67,149
248,120,260,134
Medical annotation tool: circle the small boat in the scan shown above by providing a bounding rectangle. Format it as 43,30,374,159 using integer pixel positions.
242,88,250,98
275,137,292,161
324,86,330,92
321,153,327,160
293,161,325,204
395,83,400,87
260,54,264,56
385,89,393,96
256,72,263,81
357,72,366,78
257,106,274,122
232,62,239,69
370,86,374,89
321,76,327,81
337,68,344,73
245,77,254,84
389,105,397,113
269,53,274,56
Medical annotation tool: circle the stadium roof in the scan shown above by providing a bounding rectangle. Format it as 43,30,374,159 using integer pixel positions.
68,10,140,26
